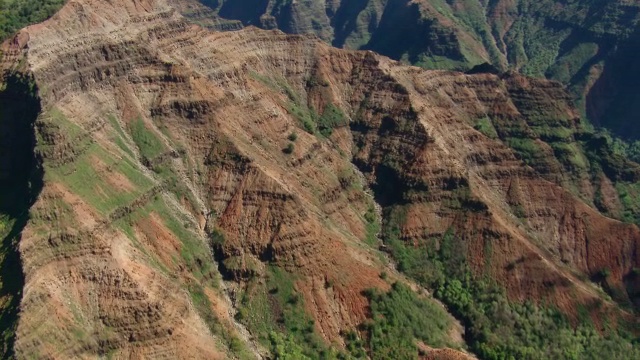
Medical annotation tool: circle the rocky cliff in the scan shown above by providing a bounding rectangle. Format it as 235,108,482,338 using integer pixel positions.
0,0,639,358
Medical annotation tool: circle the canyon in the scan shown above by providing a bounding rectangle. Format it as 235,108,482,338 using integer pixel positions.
0,0,639,358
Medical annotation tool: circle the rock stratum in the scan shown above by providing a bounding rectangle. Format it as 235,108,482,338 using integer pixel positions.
0,0,639,358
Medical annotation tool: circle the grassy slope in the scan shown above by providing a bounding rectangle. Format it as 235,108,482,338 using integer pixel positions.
35,105,257,357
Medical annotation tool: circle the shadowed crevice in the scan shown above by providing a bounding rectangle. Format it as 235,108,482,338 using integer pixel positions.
0,71,44,359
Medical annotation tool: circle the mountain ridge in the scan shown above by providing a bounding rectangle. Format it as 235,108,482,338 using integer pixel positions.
196,0,640,141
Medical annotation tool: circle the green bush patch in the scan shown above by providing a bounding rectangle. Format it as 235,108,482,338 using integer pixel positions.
355,282,455,359
128,118,166,161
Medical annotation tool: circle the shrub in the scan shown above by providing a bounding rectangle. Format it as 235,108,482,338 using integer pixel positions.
356,282,454,359
282,142,294,154
209,227,225,247
269,332,311,360
317,104,347,137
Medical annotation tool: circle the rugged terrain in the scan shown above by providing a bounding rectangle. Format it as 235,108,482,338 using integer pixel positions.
0,0,640,358
200,0,640,141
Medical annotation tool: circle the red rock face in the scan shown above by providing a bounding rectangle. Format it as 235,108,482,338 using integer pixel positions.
1,0,638,358
343,65,640,314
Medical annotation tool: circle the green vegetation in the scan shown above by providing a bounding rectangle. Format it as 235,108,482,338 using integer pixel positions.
211,0,640,140
505,138,543,166
481,106,640,226
282,142,295,154
625,141,640,164
251,72,318,134
550,142,589,171
614,182,640,225
380,205,640,360
414,55,470,71
138,124,203,212
46,142,154,215
236,266,344,359
517,21,566,78
530,124,574,142
156,201,215,282
598,132,640,167
109,125,195,257
107,115,135,158
48,108,84,138
268,332,312,360
152,159,200,211
547,43,599,84
250,72,347,137
577,132,640,224
128,118,166,161
0,0,66,41
474,117,498,139
525,114,589,172
317,104,347,138
188,283,254,359
354,282,455,359
363,205,379,247
209,227,226,247
111,190,251,358
437,275,639,360
287,100,317,134
492,108,590,179
427,0,503,67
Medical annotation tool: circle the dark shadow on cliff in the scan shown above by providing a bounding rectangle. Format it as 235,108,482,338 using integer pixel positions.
363,0,464,65
586,26,640,140
0,72,44,359
329,0,369,48
218,0,268,25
